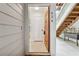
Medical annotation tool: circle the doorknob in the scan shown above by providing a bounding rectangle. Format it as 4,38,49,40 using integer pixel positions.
44,31,45,35
41,29,45,35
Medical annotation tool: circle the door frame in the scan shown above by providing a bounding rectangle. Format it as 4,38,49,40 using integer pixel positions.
48,5,50,53
27,4,51,56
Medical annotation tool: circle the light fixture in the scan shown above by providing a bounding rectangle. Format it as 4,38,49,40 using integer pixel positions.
35,7,39,10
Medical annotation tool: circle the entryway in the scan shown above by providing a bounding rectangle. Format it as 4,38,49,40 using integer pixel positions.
28,4,50,55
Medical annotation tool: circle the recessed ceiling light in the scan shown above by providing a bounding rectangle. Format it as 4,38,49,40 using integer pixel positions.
35,7,39,10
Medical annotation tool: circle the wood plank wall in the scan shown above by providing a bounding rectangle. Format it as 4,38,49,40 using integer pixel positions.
0,3,24,56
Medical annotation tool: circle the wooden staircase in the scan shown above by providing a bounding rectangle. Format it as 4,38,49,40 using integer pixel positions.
56,3,79,37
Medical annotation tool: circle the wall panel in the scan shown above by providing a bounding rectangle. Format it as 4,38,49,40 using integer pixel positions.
0,3,24,56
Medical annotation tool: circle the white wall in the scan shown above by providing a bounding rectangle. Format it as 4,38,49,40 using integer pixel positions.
30,14,44,41
29,13,44,41
28,7,47,41
50,4,56,56
0,3,24,56
24,4,30,54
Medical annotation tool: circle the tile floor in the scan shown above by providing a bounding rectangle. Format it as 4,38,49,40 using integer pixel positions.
56,37,79,56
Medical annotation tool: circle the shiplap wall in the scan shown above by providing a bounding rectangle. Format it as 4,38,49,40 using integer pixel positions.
0,3,25,56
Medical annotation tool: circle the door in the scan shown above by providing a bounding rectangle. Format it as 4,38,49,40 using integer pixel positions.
28,4,50,55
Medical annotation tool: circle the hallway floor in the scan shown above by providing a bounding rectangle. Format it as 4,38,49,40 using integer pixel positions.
56,37,79,56
29,41,48,52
